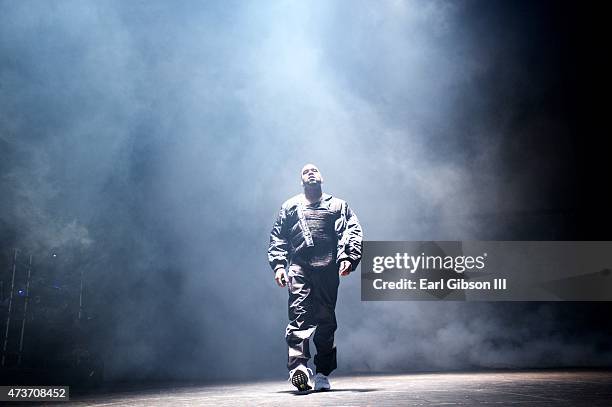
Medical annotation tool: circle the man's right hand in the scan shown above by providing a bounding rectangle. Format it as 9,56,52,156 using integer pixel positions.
275,267,288,287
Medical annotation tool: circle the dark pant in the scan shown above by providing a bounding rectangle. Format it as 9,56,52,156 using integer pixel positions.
286,263,339,376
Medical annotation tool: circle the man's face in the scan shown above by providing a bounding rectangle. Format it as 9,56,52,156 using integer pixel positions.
301,164,323,186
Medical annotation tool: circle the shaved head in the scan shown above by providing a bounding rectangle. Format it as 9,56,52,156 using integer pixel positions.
301,163,319,175
300,163,323,187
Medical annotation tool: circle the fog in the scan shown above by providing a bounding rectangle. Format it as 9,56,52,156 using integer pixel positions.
1,0,608,381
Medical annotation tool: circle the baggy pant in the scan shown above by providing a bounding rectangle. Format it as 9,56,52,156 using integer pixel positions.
286,263,339,376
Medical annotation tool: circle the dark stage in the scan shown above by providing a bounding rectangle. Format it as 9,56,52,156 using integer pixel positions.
1,0,611,405
36,370,612,406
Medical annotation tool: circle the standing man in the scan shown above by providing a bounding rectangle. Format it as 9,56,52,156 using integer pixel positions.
268,163,363,391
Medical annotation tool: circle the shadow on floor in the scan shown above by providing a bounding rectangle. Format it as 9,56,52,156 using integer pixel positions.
277,388,379,396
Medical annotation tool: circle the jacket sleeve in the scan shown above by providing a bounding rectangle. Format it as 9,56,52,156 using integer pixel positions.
268,206,290,272
336,203,363,271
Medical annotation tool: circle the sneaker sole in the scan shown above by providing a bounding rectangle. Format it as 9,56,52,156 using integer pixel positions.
291,370,312,392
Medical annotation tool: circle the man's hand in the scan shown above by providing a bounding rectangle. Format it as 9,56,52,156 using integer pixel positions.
275,267,288,287
339,260,352,276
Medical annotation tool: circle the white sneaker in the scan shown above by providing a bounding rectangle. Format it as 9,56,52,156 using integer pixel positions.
289,365,313,392
314,373,331,391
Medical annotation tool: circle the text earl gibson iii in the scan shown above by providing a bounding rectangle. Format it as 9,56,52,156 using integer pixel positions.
368,252,506,291
372,278,508,291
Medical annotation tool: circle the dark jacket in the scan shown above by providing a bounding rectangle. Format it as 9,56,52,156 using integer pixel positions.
268,193,363,272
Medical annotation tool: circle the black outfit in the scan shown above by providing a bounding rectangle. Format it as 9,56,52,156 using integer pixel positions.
268,192,362,375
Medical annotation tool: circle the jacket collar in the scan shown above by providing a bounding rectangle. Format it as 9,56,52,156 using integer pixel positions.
301,192,332,207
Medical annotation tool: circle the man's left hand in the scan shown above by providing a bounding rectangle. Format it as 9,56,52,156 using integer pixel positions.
339,260,352,276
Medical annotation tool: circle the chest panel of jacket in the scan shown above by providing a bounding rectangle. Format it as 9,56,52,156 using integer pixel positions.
287,205,340,269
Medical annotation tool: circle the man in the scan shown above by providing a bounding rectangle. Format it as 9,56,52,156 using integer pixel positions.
268,163,363,392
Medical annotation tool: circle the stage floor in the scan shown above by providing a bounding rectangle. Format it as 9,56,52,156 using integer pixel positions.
46,370,612,406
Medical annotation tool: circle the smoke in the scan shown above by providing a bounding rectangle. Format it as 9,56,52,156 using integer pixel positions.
1,0,608,382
